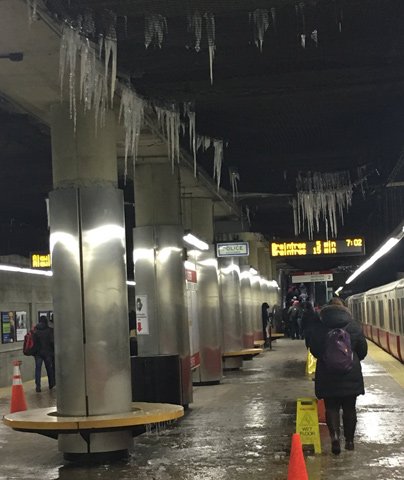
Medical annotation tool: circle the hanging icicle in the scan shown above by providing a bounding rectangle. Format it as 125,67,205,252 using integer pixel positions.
27,0,38,25
292,198,298,236
271,7,277,34
250,9,269,52
300,34,306,49
246,206,251,226
145,14,167,49
204,12,215,85
229,167,240,200
311,30,318,47
183,103,197,176
295,171,353,239
155,105,181,172
213,139,223,190
119,86,144,180
60,24,110,132
187,11,203,52
104,15,117,105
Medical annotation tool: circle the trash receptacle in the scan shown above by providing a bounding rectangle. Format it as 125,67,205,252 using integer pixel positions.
130,354,182,405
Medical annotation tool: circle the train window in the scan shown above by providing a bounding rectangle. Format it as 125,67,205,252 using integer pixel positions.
388,299,393,331
371,301,376,326
378,300,384,328
400,299,404,334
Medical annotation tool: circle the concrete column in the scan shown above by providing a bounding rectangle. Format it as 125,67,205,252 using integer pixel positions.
240,265,254,348
49,103,132,456
134,157,192,405
182,197,222,384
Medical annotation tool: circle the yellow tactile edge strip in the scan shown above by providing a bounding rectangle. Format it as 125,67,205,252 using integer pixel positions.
367,341,404,389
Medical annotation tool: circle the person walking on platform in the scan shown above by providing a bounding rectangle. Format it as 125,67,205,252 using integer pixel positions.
261,302,270,347
34,315,55,392
309,301,367,455
301,301,319,348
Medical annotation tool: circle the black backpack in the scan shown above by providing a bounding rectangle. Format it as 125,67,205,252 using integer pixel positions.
323,328,353,374
23,328,38,356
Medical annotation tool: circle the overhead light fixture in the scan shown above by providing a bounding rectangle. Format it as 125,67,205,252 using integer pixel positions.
183,233,209,251
335,286,343,295
249,267,258,275
346,237,401,284
0,52,24,62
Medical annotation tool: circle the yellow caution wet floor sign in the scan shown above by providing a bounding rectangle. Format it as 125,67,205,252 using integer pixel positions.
305,348,317,375
296,397,322,454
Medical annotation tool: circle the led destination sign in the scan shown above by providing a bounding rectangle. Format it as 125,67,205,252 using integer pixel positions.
270,238,365,258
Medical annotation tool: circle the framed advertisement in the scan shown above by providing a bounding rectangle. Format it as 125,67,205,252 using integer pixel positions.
1,311,16,343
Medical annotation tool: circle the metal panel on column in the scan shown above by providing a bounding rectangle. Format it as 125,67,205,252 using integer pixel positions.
49,188,86,416
80,186,132,415
240,266,254,348
194,247,222,383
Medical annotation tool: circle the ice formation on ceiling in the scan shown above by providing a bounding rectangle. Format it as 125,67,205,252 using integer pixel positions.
187,12,216,84
295,171,353,239
187,11,202,52
250,9,269,52
27,0,38,24
119,86,144,178
197,135,224,190
183,103,197,176
155,105,181,172
145,14,167,49
229,167,240,200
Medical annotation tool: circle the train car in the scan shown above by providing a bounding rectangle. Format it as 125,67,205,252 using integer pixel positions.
346,280,404,363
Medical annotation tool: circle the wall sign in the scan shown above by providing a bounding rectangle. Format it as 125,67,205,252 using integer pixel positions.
216,242,249,257
136,295,149,335
270,238,365,258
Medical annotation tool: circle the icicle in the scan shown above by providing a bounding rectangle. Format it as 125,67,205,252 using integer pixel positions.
250,9,269,52
271,7,277,34
213,139,223,190
311,30,318,47
292,199,298,236
187,12,203,52
119,86,144,180
27,0,38,25
59,24,81,129
204,13,215,85
105,37,117,104
300,34,306,49
145,14,167,49
155,105,181,172
229,168,240,200
184,103,197,176
246,206,251,226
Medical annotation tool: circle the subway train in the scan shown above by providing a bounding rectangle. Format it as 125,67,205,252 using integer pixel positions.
346,279,404,363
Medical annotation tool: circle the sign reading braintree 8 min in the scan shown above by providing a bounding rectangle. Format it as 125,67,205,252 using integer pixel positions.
270,238,365,258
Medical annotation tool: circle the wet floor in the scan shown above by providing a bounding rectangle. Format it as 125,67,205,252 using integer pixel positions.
1,339,403,480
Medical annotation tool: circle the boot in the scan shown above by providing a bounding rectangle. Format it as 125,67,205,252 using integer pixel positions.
343,410,357,451
326,409,341,455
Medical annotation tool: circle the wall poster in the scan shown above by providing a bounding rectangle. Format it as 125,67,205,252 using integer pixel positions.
1,311,16,343
135,295,149,335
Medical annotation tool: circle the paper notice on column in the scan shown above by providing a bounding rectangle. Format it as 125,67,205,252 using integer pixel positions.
136,295,149,335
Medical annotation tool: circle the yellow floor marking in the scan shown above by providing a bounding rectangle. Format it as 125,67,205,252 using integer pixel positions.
367,341,404,388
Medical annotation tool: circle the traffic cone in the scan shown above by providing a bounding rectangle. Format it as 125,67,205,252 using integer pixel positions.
317,399,326,424
287,433,309,480
10,360,27,413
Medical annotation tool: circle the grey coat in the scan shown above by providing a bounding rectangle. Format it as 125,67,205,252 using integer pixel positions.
310,305,368,399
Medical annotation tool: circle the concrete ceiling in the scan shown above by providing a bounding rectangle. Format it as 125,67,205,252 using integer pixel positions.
2,0,404,281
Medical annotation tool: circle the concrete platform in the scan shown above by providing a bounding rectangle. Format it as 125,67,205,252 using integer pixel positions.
1,339,403,479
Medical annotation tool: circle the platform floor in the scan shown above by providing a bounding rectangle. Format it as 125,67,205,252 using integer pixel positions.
1,338,403,480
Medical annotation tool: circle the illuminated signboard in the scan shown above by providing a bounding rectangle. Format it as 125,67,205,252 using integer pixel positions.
217,242,249,257
270,238,365,258
31,253,51,269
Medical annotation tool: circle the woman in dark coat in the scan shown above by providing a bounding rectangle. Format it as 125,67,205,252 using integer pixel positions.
34,316,55,392
261,302,270,347
310,303,367,455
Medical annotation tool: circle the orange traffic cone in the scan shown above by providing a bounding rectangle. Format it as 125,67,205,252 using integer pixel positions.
287,433,309,480
10,360,27,413
317,399,326,424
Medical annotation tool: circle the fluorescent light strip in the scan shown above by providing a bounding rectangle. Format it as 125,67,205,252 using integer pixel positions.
335,286,343,295
183,233,209,251
346,237,400,284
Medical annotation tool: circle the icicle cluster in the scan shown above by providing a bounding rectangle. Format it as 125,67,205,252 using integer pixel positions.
295,171,353,239
156,105,181,171
187,12,216,84
197,136,223,190
119,86,144,179
59,24,116,130
187,12,202,52
183,103,197,176
250,9,269,52
145,14,167,49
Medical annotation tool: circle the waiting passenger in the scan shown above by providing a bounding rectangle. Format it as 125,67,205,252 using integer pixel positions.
261,302,270,347
301,301,319,348
34,316,55,393
287,300,302,339
310,303,367,455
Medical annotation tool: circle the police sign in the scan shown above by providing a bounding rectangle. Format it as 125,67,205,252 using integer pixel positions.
216,242,249,257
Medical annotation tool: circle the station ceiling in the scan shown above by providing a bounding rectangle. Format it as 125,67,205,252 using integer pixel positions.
2,0,404,287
